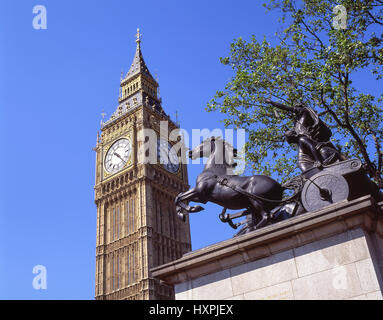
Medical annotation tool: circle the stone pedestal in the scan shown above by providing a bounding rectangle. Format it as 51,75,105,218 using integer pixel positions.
152,195,383,300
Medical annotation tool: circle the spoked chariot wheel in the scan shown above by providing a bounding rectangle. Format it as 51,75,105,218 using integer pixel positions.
301,172,349,212
215,159,362,235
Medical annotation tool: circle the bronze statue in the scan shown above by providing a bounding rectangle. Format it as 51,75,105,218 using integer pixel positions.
175,100,382,236
265,99,343,172
175,137,284,233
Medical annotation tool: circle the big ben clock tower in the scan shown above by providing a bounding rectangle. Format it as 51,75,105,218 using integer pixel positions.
94,29,191,300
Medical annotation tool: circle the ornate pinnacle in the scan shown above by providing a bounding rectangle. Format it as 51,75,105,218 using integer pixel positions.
136,28,142,44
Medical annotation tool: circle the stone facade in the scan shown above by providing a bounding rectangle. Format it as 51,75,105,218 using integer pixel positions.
94,34,191,300
152,195,383,300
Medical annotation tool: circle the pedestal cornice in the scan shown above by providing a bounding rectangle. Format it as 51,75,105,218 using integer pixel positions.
152,195,383,285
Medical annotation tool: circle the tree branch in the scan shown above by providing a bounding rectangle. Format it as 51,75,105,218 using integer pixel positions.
320,88,346,128
341,72,377,178
299,17,325,50
372,131,383,173
366,7,383,25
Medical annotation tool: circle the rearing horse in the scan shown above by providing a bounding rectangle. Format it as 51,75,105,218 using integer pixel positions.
175,137,284,232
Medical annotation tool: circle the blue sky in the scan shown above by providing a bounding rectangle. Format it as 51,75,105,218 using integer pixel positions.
0,0,284,300
0,0,380,300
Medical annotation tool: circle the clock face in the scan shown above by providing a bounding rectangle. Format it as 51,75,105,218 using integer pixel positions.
157,139,180,173
104,138,132,174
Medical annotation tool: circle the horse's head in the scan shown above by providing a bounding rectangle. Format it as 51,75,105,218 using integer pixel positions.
189,137,214,160
189,136,238,168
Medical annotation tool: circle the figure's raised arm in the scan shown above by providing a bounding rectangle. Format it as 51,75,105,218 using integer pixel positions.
265,99,298,114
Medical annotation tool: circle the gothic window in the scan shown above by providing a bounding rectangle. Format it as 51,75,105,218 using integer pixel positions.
125,200,130,234
116,206,120,239
112,253,121,291
111,206,121,241
112,255,115,291
112,207,116,241
131,247,134,283
132,246,136,283
127,248,130,285
116,255,120,290
131,196,135,232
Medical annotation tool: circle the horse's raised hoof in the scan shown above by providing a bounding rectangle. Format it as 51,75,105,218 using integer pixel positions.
190,205,204,213
177,212,186,222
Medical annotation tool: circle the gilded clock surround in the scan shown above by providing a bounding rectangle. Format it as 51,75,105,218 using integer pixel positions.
103,135,133,179
94,30,191,300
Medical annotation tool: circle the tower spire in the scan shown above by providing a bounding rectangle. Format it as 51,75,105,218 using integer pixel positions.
104,29,162,127
123,27,155,80
136,27,142,44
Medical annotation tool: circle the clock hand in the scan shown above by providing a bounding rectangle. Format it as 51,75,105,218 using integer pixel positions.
113,152,126,162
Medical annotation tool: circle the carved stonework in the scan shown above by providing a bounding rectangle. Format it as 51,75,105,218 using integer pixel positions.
94,35,191,300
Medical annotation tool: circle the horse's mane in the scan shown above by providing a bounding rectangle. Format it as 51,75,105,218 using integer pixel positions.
209,136,238,167
211,136,237,156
